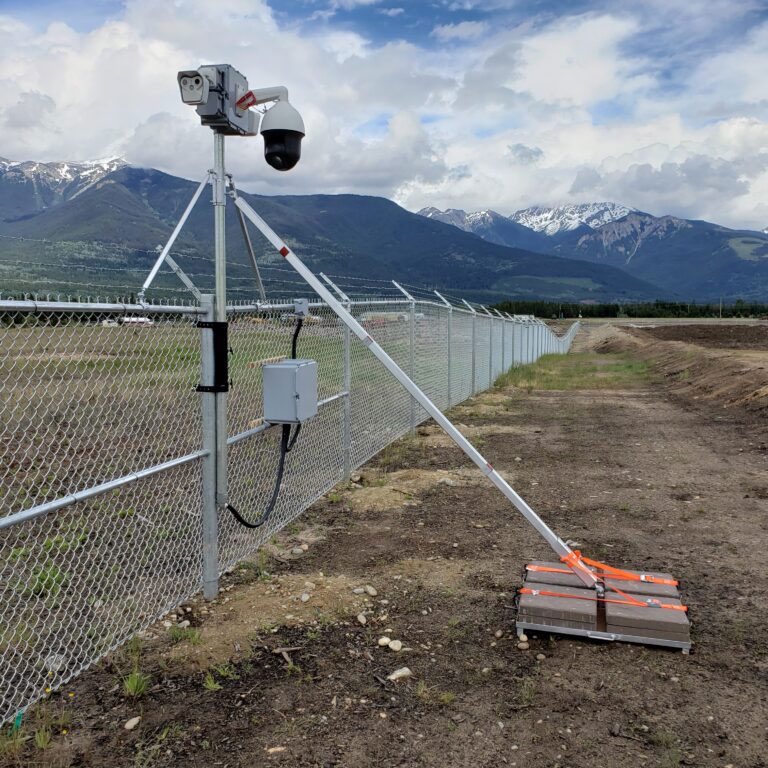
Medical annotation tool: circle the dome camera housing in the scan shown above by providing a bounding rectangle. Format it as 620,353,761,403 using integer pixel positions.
261,100,305,171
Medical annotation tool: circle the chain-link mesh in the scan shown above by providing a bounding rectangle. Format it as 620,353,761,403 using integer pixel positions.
0,296,578,724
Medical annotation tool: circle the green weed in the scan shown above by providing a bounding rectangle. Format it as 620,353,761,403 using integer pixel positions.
168,626,201,645
33,725,52,750
122,670,150,698
28,565,67,597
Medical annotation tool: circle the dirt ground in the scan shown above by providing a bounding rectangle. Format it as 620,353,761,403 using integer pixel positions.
639,323,768,350
5,323,768,768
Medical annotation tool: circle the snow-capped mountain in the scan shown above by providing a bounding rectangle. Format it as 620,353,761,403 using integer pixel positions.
0,157,127,222
509,202,635,235
416,201,768,300
419,206,479,231
417,206,551,252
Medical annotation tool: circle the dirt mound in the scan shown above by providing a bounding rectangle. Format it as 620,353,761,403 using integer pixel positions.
571,324,641,355
640,323,768,349
580,324,768,422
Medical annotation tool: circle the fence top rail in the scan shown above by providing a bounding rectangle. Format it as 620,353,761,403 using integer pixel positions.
0,299,204,315
0,297,580,330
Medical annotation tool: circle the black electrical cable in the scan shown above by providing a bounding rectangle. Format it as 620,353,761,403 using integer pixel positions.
226,423,291,529
291,317,303,358
227,315,304,529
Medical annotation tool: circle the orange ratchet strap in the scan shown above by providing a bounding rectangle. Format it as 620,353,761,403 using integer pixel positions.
518,587,688,612
527,551,679,587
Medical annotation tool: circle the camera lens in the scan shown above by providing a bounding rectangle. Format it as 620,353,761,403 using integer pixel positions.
263,130,303,171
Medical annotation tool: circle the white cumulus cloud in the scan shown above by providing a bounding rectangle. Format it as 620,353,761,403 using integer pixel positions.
0,1,765,229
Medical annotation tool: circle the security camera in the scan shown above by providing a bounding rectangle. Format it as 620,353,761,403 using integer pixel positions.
260,100,305,171
178,70,210,105
177,65,258,136
177,67,305,170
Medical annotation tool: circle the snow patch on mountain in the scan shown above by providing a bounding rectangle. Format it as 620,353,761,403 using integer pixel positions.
0,158,128,219
418,206,507,232
509,202,634,235
0,157,126,197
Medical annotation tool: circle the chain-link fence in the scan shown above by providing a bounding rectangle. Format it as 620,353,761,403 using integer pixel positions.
0,292,578,724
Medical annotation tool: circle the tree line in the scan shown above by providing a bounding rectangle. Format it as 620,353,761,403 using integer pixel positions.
492,299,768,319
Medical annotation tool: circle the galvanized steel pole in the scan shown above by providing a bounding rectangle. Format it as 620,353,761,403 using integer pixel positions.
321,274,353,480
200,294,219,599
393,281,417,434
434,291,452,407
462,300,477,394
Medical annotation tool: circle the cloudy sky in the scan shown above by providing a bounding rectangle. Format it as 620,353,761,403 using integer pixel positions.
1,0,766,228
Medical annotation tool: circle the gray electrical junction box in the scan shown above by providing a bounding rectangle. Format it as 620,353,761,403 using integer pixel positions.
262,359,318,424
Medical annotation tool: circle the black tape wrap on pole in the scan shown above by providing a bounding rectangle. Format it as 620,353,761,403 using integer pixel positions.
196,321,230,393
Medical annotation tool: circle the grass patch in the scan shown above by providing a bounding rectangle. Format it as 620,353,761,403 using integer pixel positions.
122,670,150,698
203,671,222,691
495,352,649,392
168,626,201,645
414,680,457,706
33,725,52,750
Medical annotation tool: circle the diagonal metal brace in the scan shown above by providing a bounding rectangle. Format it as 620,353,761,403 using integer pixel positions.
231,194,599,590
227,176,267,302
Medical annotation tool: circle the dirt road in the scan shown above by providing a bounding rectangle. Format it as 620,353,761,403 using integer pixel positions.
6,324,767,768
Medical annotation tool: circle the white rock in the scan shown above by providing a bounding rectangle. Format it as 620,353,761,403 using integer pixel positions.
364,585,378,597
386,667,412,682
352,587,365,595
536,653,546,661
291,547,304,555
514,456,522,462
357,613,367,625
517,642,530,651
494,630,503,639
300,593,311,603
378,636,391,647
178,620,191,629
388,639,403,652
438,477,456,486
518,633,528,643
162,620,172,629
300,543,309,551
124,716,141,731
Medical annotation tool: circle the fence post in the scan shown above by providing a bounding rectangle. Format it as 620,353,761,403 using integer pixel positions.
501,315,505,372
461,300,477,394
199,294,219,600
480,306,493,387
392,281,417,433
320,273,353,479
343,300,352,479
434,291,452,407
495,309,506,372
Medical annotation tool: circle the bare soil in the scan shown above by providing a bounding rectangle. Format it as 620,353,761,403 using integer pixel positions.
639,323,768,350
6,324,768,768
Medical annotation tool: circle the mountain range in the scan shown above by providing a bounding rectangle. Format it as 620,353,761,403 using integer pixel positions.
419,203,768,300
0,159,661,303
